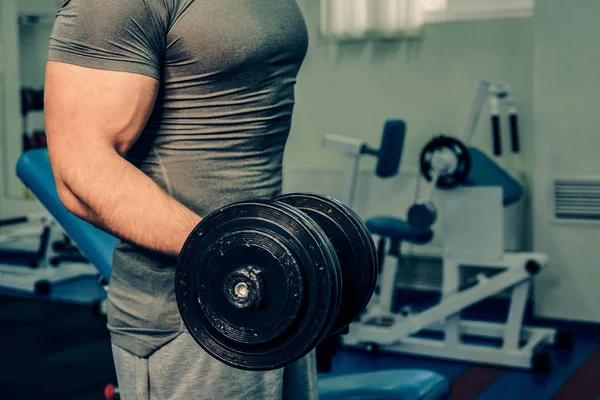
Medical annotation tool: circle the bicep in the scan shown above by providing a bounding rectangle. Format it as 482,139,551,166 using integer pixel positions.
45,0,167,165
45,61,159,162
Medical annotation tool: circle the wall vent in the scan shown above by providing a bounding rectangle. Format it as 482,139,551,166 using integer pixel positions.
553,178,600,221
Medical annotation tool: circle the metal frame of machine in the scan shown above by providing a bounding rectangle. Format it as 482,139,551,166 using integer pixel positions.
323,80,571,371
343,196,559,371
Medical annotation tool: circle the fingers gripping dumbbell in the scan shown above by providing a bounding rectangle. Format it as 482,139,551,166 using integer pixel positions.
175,193,378,371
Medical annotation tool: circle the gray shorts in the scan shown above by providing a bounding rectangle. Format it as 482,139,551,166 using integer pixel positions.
111,332,319,400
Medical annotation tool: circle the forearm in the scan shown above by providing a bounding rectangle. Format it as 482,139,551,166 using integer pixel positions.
55,148,201,256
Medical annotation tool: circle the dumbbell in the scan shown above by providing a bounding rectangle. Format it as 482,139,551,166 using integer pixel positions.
407,135,472,229
175,193,378,371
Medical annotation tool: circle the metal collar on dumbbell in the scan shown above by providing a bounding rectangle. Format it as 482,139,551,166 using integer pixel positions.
225,265,264,310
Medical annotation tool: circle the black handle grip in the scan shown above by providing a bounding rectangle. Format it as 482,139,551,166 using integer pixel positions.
510,113,520,153
491,115,502,156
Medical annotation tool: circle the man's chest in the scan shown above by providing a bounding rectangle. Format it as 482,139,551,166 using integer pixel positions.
164,0,308,76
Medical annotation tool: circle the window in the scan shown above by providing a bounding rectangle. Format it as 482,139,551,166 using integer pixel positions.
319,0,533,40
422,0,534,23
421,0,448,13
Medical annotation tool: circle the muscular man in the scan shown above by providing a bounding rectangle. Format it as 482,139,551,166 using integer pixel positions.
44,0,312,398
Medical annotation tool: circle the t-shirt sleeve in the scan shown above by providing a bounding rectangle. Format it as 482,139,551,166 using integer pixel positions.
48,0,168,80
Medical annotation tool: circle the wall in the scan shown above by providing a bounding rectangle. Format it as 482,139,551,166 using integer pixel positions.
532,0,600,323
19,21,53,89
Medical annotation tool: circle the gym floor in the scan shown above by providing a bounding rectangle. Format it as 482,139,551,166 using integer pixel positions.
2,292,600,400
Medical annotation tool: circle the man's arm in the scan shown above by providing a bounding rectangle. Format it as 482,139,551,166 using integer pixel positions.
45,61,201,256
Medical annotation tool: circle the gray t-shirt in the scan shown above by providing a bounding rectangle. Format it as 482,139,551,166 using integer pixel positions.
48,0,308,358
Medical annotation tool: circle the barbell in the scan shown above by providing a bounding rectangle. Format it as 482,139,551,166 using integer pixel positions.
175,193,378,371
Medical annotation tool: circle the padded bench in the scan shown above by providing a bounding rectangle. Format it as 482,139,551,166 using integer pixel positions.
16,149,451,400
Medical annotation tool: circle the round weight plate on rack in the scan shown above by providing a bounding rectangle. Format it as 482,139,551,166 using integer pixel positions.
176,200,340,371
419,135,471,189
276,193,377,336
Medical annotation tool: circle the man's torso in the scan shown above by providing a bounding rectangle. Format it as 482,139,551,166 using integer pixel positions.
100,0,309,357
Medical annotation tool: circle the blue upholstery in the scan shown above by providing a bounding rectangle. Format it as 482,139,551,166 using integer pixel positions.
465,147,523,206
16,149,117,280
319,369,451,400
366,216,433,245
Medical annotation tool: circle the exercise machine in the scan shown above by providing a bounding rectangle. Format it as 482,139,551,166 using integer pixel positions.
17,148,451,400
324,81,572,372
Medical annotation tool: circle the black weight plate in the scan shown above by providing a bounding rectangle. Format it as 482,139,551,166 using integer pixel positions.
419,135,471,189
336,201,379,306
176,200,340,371
324,197,378,306
276,193,377,336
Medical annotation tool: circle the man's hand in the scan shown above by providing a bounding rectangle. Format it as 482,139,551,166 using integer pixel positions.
45,61,201,256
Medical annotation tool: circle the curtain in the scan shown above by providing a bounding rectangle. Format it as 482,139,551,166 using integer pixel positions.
321,0,425,39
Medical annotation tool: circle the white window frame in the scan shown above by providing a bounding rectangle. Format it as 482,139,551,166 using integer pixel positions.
424,0,534,23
